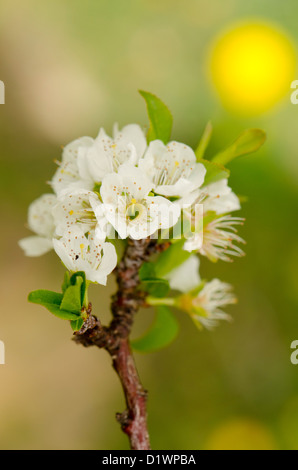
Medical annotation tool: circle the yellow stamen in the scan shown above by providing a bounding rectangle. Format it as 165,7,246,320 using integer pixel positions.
69,210,74,215
131,198,137,204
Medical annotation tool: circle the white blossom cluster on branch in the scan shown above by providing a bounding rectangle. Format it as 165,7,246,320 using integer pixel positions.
19,123,245,328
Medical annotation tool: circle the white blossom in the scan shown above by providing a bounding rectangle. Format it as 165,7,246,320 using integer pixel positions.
166,256,236,330
139,140,206,198
203,179,241,214
77,124,147,183
52,189,107,240
190,279,236,329
99,164,180,239
51,124,147,196
197,215,245,262
19,194,57,256
53,227,117,285
51,137,94,196
182,179,245,260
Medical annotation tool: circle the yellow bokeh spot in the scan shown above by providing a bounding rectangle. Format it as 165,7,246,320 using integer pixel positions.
210,22,296,114
205,418,277,450
131,198,137,204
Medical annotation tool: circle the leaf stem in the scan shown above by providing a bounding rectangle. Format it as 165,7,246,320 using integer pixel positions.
146,296,176,307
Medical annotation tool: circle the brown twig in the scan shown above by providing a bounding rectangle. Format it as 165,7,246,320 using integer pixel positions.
73,238,169,450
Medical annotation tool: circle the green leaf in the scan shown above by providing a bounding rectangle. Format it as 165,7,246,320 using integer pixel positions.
139,263,156,281
140,279,170,298
28,290,63,306
28,290,80,321
70,318,84,332
199,159,230,187
154,240,192,278
140,264,170,298
132,306,179,353
70,271,87,306
195,121,213,160
60,277,83,314
212,129,266,166
62,272,71,293
139,90,173,144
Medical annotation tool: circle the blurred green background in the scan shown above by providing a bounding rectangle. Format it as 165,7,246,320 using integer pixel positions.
1,0,298,450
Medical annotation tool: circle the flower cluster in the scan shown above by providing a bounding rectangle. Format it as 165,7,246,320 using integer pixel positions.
19,121,245,327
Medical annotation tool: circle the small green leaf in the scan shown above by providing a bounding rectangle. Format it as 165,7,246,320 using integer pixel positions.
28,290,80,321
62,272,71,293
154,240,192,278
139,90,173,144
60,276,83,314
70,318,84,332
45,305,80,321
132,306,179,353
195,121,213,160
70,271,87,306
212,129,266,166
139,263,156,281
29,290,63,306
140,279,170,298
200,159,230,187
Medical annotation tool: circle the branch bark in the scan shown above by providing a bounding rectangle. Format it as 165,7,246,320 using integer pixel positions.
73,238,169,450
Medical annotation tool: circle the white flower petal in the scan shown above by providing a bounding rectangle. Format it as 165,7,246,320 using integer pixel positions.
114,124,147,161
145,196,180,230
53,228,116,284
62,137,94,164
53,189,99,237
205,179,230,197
188,163,207,189
204,192,241,214
140,140,203,198
28,194,57,238
166,256,201,292
19,236,53,257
